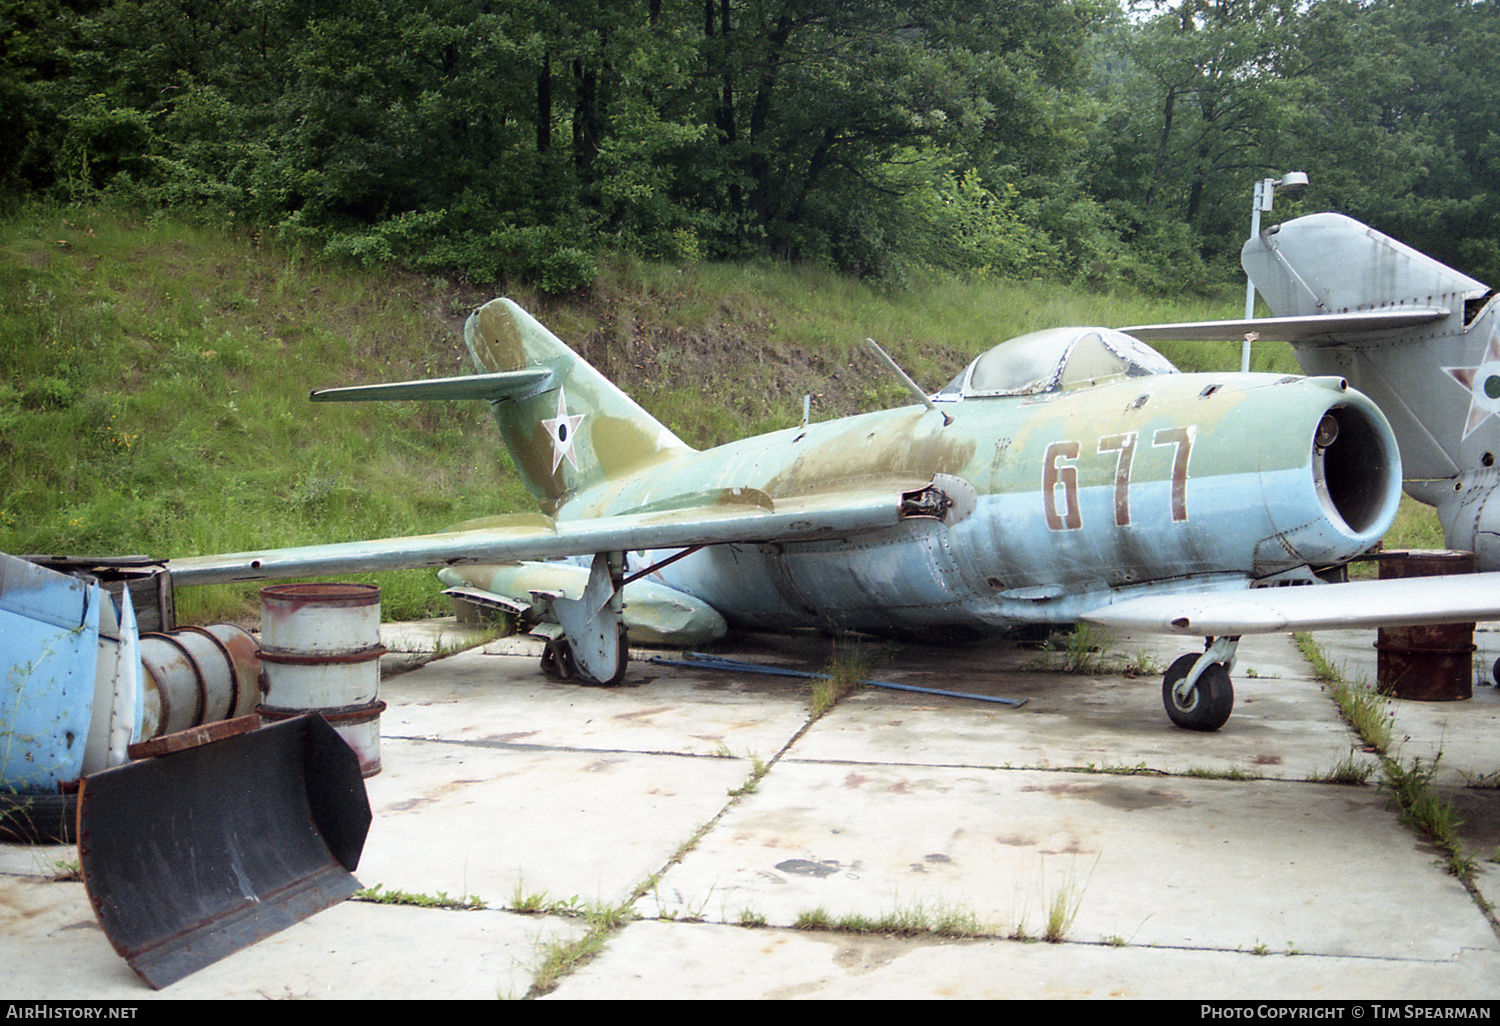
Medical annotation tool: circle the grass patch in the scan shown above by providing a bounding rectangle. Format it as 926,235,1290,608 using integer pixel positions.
1310,750,1375,785
1379,752,1476,880
792,900,989,939
356,884,486,910
1024,624,1161,678
810,650,872,719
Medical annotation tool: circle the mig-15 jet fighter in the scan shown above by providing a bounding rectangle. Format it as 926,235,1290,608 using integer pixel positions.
173,222,1500,731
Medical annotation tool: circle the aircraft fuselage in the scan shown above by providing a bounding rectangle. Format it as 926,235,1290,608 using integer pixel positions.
562,370,1399,635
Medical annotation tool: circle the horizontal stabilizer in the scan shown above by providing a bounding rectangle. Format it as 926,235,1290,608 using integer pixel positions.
311,368,552,403
1122,308,1448,344
1082,571,1500,636
170,486,913,586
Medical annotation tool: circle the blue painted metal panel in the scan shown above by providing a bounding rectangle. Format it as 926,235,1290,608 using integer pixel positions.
1,553,100,792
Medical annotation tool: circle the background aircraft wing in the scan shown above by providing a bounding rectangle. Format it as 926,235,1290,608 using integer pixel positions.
168,485,920,586
1082,571,1500,636
1121,308,1448,343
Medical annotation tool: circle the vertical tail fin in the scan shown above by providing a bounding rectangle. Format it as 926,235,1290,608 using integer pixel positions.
1244,213,1498,493
464,299,693,510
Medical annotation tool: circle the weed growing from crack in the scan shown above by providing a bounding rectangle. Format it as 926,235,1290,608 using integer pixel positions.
356,884,486,910
1310,750,1374,785
811,650,870,718
1294,632,1344,684
1332,680,1396,755
1024,624,1160,678
791,900,989,939
727,753,769,797
793,906,834,931
1298,634,1395,755
1184,766,1264,781
1380,751,1476,879
1299,636,1479,882
525,898,636,997
1042,855,1098,943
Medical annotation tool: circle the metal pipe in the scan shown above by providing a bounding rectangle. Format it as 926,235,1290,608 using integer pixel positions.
647,654,1027,707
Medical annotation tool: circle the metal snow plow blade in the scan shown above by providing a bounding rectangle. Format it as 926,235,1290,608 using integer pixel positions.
78,713,372,990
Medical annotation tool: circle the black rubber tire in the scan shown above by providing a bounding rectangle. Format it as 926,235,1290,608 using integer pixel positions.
1162,653,1235,732
0,791,77,844
540,629,628,686
540,638,578,680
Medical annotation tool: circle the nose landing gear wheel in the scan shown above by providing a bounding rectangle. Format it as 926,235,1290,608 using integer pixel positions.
1162,653,1234,732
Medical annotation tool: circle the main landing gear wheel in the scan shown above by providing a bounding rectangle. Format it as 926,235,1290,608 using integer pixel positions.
539,628,629,687
1162,653,1234,732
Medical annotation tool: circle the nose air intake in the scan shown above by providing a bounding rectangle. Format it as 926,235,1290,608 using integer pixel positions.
1312,399,1399,540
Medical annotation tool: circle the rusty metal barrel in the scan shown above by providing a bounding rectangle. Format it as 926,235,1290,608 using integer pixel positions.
1375,549,1475,701
137,624,262,739
257,583,386,776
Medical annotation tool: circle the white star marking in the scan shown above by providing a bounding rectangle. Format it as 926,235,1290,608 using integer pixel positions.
1443,328,1500,440
541,388,586,473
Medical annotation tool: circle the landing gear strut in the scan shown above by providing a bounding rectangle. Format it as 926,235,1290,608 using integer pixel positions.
1162,636,1239,731
532,551,629,686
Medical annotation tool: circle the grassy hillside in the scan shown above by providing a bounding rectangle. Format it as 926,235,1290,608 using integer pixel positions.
0,204,1434,624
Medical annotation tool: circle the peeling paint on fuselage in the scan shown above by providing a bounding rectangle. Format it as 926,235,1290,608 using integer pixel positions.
554,371,1393,636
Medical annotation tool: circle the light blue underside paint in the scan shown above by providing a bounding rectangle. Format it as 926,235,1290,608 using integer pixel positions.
1,563,99,793
644,463,1373,635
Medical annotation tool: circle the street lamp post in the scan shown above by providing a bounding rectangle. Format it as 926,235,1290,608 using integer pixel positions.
1242,171,1308,371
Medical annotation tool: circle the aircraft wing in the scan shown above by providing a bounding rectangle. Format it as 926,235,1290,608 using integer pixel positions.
168,485,916,586
1121,308,1449,343
1082,572,1500,636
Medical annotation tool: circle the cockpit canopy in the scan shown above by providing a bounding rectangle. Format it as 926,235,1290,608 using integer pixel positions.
934,327,1179,400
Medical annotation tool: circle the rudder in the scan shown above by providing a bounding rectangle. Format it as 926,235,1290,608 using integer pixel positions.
464,299,693,510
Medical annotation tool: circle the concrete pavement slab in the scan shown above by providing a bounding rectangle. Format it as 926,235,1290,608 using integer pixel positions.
0,872,583,1000
635,760,1491,960
548,919,1500,1000
1299,626,1500,926
792,631,1379,782
4,621,1498,1000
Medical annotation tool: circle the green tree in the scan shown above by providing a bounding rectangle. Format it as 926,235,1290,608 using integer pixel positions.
1306,0,1500,282
677,0,1106,277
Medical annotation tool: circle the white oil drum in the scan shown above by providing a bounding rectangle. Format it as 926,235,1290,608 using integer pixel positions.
258,583,386,776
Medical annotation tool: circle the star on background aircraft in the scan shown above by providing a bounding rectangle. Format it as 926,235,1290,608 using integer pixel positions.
169,213,1500,732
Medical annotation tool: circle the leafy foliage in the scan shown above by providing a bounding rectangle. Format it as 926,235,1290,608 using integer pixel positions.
3,1,1498,289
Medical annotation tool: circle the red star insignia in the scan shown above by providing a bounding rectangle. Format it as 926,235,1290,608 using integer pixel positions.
1444,329,1500,440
